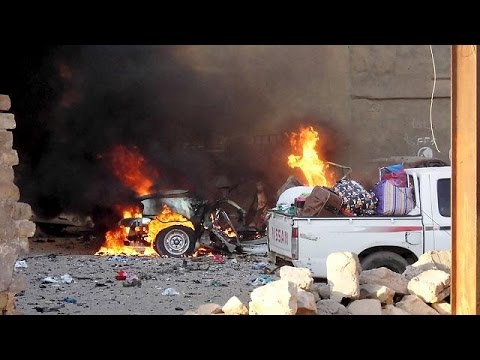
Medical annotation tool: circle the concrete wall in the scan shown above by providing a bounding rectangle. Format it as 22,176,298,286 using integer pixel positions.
0,95,35,315
348,45,451,181
180,45,451,192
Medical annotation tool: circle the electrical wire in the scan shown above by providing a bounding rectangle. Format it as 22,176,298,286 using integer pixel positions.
429,45,441,153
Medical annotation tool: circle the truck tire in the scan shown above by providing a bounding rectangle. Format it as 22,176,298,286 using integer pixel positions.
153,225,196,257
360,251,409,274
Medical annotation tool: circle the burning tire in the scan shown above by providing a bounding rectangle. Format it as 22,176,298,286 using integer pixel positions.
153,225,196,257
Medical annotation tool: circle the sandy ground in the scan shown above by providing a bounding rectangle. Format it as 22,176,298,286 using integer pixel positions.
14,234,275,315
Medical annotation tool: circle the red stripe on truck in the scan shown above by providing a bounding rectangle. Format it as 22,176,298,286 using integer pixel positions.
348,226,423,233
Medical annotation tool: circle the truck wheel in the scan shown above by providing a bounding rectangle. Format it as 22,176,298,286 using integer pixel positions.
360,251,409,274
153,225,196,257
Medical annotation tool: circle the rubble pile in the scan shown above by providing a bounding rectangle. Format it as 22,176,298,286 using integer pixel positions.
0,95,36,315
186,250,452,315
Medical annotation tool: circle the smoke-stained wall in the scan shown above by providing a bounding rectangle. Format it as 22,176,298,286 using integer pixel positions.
1,45,451,218
347,45,451,185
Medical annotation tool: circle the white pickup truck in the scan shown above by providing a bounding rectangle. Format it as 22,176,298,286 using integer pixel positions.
267,166,451,278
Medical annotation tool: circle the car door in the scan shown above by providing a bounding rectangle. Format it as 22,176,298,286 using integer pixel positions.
428,171,452,251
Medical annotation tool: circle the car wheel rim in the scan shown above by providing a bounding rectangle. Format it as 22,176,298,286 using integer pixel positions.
164,229,190,256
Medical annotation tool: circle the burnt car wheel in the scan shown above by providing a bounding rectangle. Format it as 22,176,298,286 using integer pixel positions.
154,225,196,257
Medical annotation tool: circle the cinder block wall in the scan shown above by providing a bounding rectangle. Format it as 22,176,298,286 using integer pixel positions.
0,95,35,315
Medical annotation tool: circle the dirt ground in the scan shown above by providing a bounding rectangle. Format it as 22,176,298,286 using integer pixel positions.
14,234,275,315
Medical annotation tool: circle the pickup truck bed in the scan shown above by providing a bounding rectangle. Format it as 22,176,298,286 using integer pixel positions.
268,211,424,278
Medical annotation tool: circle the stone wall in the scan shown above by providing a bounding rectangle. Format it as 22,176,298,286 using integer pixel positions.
0,94,35,315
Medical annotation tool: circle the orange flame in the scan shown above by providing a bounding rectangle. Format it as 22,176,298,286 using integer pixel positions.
107,145,159,196
287,126,334,187
96,204,195,257
145,205,194,244
97,145,198,257
95,205,158,256
193,245,213,257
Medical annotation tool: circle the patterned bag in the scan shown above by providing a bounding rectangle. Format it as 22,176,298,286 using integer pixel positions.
374,179,415,216
333,179,378,216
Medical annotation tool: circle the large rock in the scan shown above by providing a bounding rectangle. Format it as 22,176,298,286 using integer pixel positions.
249,279,298,315
0,113,15,130
327,252,361,302
15,220,36,238
314,283,331,299
0,95,11,111
360,283,395,305
316,299,349,315
296,289,317,315
0,292,8,310
13,202,32,221
360,267,409,294
196,303,223,315
0,149,18,166
222,296,248,315
279,266,314,291
431,301,451,315
407,269,450,303
0,166,14,182
0,182,20,201
0,292,16,314
0,244,18,292
0,131,13,149
347,299,382,315
395,295,440,315
403,250,451,280
382,304,411,315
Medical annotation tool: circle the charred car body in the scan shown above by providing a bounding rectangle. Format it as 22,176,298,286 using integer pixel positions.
120,190,266,257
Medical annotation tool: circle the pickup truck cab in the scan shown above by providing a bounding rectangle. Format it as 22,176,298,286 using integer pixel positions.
267,166,451,278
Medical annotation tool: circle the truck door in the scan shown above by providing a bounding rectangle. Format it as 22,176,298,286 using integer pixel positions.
428,172,452,251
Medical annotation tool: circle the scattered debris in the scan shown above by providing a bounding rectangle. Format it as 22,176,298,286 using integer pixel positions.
249,274,274,286
34,304,65,313
138,272,156,281
107,256,128,263
61,274,74,284
175,307,184,311
212,254,225,264
14,260,28,269
210,280,228,287
123,274,142,287
63,297,77,304
252,262,269,270
162,288,180,296
115,270,128,281
41,277,59,284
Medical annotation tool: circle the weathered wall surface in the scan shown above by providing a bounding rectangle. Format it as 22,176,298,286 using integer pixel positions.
347,45,451,182
0,95,35,315
180,45,451,192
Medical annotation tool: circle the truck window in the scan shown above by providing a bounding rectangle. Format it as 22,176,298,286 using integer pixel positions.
437,178,451,217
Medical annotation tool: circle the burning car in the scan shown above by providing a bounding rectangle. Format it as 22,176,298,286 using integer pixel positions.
97,189,248,257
